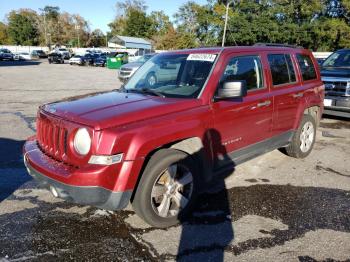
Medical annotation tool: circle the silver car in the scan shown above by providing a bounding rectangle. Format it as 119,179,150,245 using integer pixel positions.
118,54,155,82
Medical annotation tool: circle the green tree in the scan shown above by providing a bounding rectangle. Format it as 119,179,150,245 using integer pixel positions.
109,0,147,36
123,8,152,38
7,9,39,45
148,11,172,36
0,22,10,44
87,29,106,47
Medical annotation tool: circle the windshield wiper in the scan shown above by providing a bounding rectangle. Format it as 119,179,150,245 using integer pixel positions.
127,88,165,98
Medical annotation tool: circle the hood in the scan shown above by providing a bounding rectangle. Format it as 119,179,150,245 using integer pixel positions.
121,62,143,69
321,67,350,79
42,91,200,130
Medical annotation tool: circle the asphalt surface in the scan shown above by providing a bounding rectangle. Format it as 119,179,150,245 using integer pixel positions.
0,59,349,261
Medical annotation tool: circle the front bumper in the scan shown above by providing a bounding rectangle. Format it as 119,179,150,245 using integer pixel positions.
24,158,132,210
324,95,350,118
23,140,135,210
70,60,83,65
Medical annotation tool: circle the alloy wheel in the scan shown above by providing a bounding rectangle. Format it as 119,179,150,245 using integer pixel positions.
151,163,193,218
300,121,314,153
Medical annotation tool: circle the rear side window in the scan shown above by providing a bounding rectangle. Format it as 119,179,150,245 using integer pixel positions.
296,54,317,81
268,54,296,86
221,55,264,91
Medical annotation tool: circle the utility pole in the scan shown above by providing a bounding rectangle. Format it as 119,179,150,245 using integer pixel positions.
222,1,233,47
39,8,48,48
75,25,80,48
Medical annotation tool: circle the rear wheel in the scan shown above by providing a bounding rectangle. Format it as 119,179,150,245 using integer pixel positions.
283,114,316,158
132,149,198,228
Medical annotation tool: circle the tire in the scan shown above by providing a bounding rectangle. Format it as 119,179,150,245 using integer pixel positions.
132,149,198,228
146,72,157,87
283,114,316,158
61,60,64,64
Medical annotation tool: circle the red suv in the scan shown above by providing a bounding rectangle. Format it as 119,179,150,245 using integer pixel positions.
24,45,324,227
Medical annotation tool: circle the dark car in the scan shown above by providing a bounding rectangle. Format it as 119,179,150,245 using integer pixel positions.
84,53,100,66
32,50,48,58
0,48,14,61
24,45,323,227
48,52,64,64
93,54,107,67
321,49,350,118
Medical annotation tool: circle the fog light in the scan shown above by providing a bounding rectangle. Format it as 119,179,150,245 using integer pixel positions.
88,153,123,165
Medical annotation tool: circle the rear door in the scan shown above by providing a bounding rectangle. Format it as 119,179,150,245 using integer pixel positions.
267,53,303,136
212,52,273,164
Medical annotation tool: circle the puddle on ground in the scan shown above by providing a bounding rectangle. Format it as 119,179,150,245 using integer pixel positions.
0,193,154,261
0,184,349,261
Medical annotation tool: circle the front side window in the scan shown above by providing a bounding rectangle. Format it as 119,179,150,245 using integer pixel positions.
268,54,296,86
124,53,217,98
296,54,317,81
221,55,264,90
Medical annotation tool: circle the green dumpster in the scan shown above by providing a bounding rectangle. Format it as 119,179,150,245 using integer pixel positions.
107,52,129,69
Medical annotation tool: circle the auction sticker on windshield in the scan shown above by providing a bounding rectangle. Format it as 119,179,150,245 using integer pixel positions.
187,54,216,62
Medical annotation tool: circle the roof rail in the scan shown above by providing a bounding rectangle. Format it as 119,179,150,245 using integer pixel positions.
253,43,303,49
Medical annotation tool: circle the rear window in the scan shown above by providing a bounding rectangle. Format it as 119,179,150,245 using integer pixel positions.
268,54,296,86
296,54,317,81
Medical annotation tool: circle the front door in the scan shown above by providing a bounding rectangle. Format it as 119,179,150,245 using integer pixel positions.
211,52,273,167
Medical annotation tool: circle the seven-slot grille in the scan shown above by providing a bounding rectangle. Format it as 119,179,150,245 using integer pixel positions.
324,80,349,96
36,117,68,162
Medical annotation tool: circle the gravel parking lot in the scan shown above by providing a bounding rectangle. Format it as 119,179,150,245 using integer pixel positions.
0,59,349,261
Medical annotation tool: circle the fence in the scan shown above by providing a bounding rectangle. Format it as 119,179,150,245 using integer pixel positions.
0,45,49,53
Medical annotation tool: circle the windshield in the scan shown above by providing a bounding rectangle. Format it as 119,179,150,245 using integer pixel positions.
124,53,217,98
1,49,11,53
59,48,67,51
322,51,350,67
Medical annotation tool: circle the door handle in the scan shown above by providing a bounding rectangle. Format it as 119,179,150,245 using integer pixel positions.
293,93,304,98
257,100,271,107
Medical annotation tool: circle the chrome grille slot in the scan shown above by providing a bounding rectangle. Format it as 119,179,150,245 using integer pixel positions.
36,116,68,162
324,81,348,96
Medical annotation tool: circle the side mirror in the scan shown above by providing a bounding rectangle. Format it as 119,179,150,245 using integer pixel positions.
217,80,247,99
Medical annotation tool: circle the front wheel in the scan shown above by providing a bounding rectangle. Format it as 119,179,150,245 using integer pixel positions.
283,114,316,158
132,149,198,228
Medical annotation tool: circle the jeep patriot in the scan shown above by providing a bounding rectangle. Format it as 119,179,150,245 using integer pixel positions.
24,45,324,227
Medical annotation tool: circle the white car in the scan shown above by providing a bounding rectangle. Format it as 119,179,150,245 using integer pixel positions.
69,55,85,65
55,48,71,59
14,52,32,61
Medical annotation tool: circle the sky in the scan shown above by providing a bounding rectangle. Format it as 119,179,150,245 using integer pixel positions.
0,0,208,33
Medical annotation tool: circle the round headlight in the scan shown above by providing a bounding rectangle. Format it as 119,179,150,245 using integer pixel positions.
73,128,91,155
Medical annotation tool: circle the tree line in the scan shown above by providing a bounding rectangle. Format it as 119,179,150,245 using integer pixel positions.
0,6,106,47
1,0,350,51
